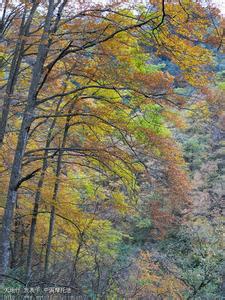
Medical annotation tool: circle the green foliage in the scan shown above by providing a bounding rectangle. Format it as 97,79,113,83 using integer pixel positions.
0,1,223,299
159,222,224,299
138,63,166,74
216,70,225,90
131,216,153,245
183,136,208,170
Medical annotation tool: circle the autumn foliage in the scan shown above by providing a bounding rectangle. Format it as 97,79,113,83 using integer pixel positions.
0,0,223,298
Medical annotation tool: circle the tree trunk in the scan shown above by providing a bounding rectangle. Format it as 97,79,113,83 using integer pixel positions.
0,2,38,145
26,97,63,283
70,232,84,290
0,0,55,275
11,208,21,268
43,103,73,283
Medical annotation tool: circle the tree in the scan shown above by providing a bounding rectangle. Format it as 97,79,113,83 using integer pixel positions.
0,0,219,292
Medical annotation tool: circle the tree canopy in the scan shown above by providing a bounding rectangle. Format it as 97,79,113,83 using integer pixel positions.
0,0,224,298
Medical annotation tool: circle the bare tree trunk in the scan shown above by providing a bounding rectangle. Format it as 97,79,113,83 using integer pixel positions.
70,231,85,290
43,103,73,283
0,0,8,35
11,202,22,269
0,1,39,145
0,0,55,275
26,97,63,283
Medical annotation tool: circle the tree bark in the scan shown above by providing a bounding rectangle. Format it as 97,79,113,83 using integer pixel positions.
0,0,55,275
26,97,63,283
0,1,39,145
43,103,74,283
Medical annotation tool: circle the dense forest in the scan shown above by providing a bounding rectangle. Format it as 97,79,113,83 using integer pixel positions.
0,0,224,299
